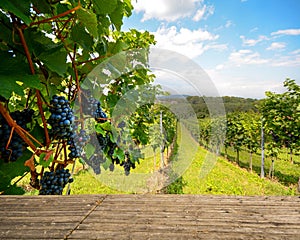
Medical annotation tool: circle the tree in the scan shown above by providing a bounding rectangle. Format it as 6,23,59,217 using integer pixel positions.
240,113,260,172
260,79,300,164
225,113,245,165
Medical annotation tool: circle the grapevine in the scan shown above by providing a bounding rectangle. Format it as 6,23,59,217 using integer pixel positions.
0,0,157,195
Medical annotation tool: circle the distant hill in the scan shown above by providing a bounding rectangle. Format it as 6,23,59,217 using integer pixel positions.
156,95,261,119
186,96,260,118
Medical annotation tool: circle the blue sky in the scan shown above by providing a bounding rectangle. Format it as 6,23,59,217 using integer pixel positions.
122,0,300,98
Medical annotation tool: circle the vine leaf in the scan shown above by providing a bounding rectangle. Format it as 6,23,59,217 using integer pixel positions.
0,0,31,25
31,0,52,14
109,2,124,31
71,23,94,51
39,46,68,76
85,143,96,159
113,147,125,161
77,8,98,39
0,53,42,99
39,152,54,168
95,125,105,135
100,122,112,131
93,0,118,15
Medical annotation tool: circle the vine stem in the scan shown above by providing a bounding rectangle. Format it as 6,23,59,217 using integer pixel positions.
0,104,37,152
16,20,51,149
21,3,81,29
16,25,35,74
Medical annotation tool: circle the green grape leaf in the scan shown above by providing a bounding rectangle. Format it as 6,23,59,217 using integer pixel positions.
85,143,96,159
79,157,85,165
101,121,112,131
101,158,112,170
39,153,54,168
24,28,57,56
113,148,125,161
39,46,68,76
95,125,106,135
31,0,52,14
71,24,94,51
0,149,32,181
0,171,14,194
0,0,31,25
0,53,42,99
93,0,118,15
77,8,98,39
109,2,124,31
2,184,25,195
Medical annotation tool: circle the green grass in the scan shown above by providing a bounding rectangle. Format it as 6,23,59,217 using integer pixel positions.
170,124,298,195
221,146,300,187
182,149,296,195
15,122,300,196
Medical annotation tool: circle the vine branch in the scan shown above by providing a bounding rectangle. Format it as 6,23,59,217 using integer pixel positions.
22,3,81,29
0,104,37,152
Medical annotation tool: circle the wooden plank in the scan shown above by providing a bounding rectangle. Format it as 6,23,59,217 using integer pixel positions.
1,195,300,239
0,195,107,239
68,195,300,239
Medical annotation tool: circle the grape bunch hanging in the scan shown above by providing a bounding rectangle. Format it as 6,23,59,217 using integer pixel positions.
39,168,73,195
48,95,74,140
68,129,90,159
0,109,34,162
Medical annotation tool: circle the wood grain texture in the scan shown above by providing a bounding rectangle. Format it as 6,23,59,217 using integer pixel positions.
0,195,300,239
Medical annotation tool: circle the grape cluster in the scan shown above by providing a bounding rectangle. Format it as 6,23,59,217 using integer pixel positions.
85,154,102,174
39,168,73,195
96,133,109,149
0,109,34,162
68,129,90,159
94,103,107,123
48,95,74,139
82,134,107,174
121,152,136,176
80,93,137,176
84,97,99,116
81,92,107,122
95,129,138,175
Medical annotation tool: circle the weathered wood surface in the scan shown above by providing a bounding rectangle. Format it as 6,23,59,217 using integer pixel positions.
0,195,300,239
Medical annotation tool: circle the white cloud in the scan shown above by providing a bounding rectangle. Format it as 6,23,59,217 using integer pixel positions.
206,68,289,99
225,20,233,28
271,29,300,36
250,27,258,33
193,7,205,21
153,25,222,58
240,35,268,46
215,64,224,70
271,54,300,67
133,0,213,22
291,49,300,55
193,4,214,21
266,42,286,51
229,49,269,66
